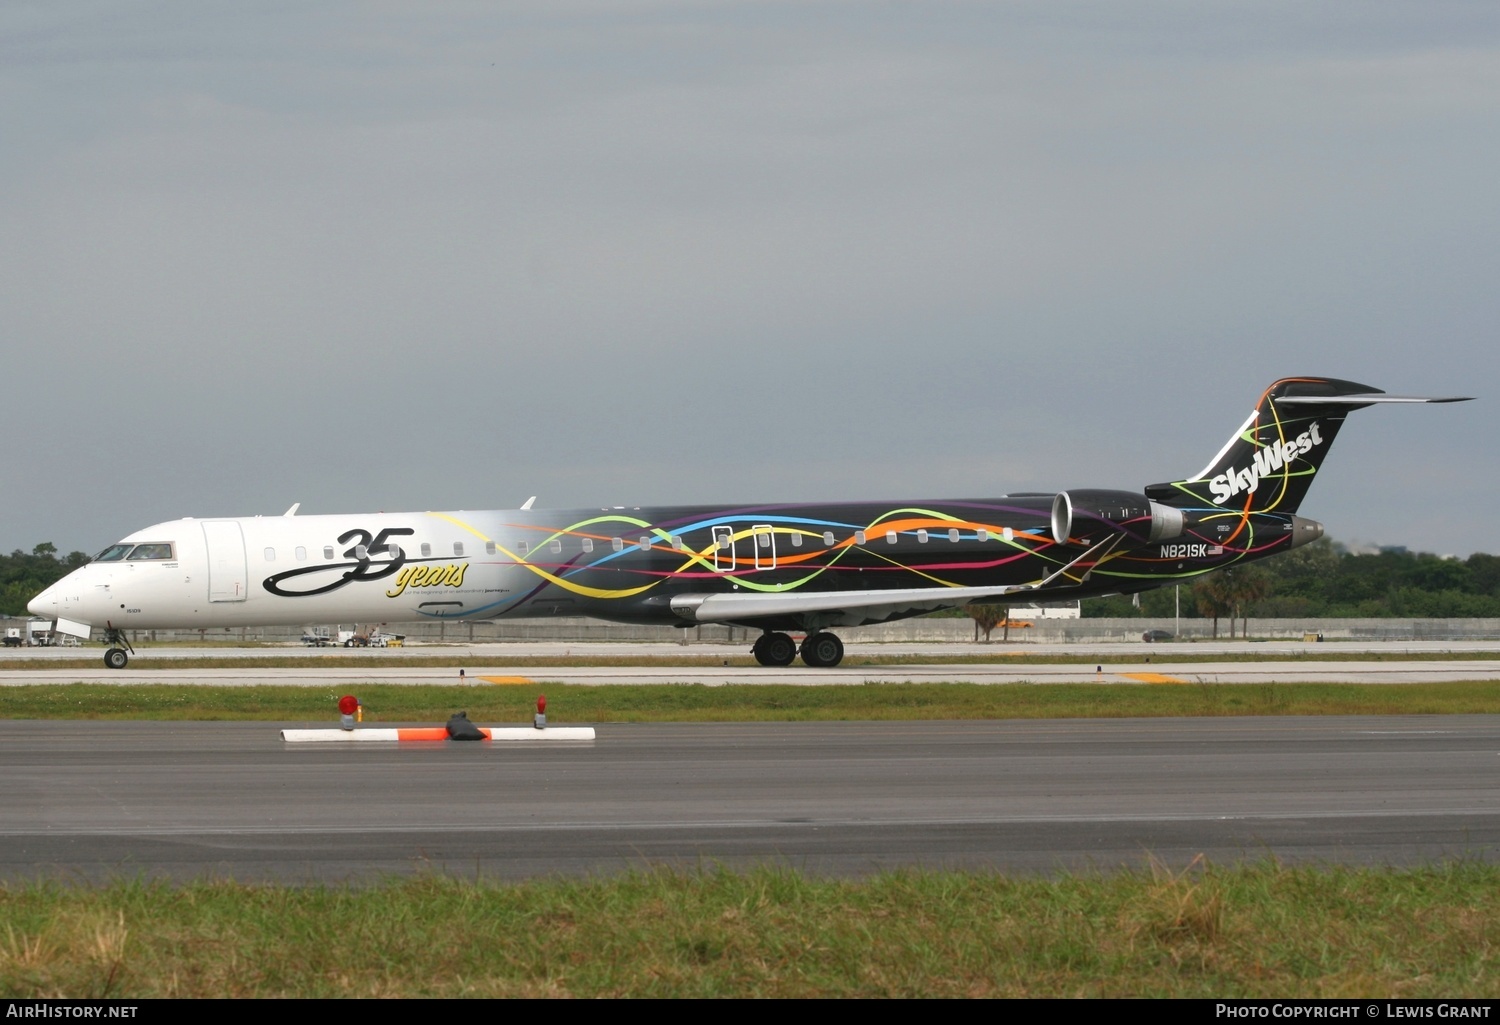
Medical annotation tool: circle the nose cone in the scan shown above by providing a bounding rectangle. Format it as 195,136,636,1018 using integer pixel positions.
27,583,57,618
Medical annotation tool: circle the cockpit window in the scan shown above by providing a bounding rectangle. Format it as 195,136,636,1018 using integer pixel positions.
125,543,174,561
93,545,133,562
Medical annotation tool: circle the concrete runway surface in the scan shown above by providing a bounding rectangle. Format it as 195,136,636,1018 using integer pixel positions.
9,639,1500,661
2,716,1497,882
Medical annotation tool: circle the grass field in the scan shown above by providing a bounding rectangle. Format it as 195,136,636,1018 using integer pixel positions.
1,680,1498,721
3,863,1497,997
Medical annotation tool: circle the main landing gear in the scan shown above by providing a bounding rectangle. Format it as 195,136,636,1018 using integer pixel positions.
751,631,797,667
799,632,844,668
752,630,845,668
102,625,134,670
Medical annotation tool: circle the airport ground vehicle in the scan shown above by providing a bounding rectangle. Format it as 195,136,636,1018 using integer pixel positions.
337,627,404,648
300,628,334,647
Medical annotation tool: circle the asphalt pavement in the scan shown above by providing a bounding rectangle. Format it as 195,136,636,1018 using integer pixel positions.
3,716,1496,882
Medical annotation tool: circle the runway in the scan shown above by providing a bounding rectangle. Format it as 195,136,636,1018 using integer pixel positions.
2,716,1497,882
9,639,1500,662
4,655,1500,686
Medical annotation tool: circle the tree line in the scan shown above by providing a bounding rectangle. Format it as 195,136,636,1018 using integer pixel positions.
0,544,89,617
1081,540,1500,621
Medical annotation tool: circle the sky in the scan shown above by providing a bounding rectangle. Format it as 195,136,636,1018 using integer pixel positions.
2,1,1496,558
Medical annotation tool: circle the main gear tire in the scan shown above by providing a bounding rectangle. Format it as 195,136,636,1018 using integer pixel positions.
753,631,797,667
799,632,844,668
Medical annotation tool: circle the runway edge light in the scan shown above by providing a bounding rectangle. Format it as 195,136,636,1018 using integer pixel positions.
338,694,360,731
535,694,547,730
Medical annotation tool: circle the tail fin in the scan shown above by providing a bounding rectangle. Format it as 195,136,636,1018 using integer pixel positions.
1145,377,1471,515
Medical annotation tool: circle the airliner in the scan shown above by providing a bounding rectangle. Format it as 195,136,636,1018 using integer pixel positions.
28,377,1469,669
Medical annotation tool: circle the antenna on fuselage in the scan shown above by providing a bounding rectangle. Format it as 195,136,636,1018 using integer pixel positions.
520,496,537,510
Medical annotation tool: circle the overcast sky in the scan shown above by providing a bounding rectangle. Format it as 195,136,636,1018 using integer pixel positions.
3,1,1496,558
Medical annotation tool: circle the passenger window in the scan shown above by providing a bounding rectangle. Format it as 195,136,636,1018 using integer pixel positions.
264,548,276,562
295,546,307,561
612,538,624,552
323,546,335,560
790,534,802,547
854,531,866,545
949,529,960,543
823,532,835,546
550,539,562,554
518,541,529,554
976,530,989,543
485,542,496,555
454,542,464,557
886,531,897,544
355,545,368,560
582,538,594,553
421,543,432,557
757,532,770,549
717,535,731,550
1003,527,1014,542
671,536,683,550
638,536,651,551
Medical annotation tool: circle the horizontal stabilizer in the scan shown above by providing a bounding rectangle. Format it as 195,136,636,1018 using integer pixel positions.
1274,394,1473,406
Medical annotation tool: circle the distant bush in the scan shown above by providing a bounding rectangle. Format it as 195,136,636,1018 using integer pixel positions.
1081,540,1500,619
0,544,89,616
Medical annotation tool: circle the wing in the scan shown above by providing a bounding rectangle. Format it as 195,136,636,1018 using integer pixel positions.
667,539,1114,628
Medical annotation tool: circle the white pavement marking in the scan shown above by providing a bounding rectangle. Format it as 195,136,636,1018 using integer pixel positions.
281,726,596,742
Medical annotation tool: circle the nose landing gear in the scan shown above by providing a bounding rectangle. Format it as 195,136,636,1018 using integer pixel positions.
102,624,134,670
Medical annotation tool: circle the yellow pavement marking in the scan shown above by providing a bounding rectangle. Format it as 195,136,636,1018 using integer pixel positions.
478,675,535,686
1121,672,1189,684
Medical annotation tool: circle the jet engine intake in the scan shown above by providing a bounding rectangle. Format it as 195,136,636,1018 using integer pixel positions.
1051,490,1186,547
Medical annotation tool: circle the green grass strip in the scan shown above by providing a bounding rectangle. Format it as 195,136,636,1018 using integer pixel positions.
2,681,1499,721
3,863,1498,997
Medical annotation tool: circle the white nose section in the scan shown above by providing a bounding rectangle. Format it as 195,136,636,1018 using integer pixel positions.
27,584,57,618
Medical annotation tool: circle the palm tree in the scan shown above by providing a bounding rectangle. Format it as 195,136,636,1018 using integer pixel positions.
1231,565,1272,639
1193,573,1235,639
965,604,1006,643
1193,566,1274,639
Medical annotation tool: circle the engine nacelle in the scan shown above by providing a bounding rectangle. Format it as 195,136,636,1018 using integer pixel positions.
1050,489,1186,547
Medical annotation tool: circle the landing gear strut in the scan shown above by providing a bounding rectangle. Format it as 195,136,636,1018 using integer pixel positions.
102,625,134,670
799,632,845,668
752,631,797,667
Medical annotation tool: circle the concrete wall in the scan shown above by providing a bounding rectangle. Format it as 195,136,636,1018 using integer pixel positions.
8,615,1500,645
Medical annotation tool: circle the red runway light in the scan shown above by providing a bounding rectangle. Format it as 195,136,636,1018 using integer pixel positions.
338,695,359,715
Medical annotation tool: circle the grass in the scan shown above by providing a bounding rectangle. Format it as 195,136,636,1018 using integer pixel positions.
2,680,1499,721
2,862,1498,997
